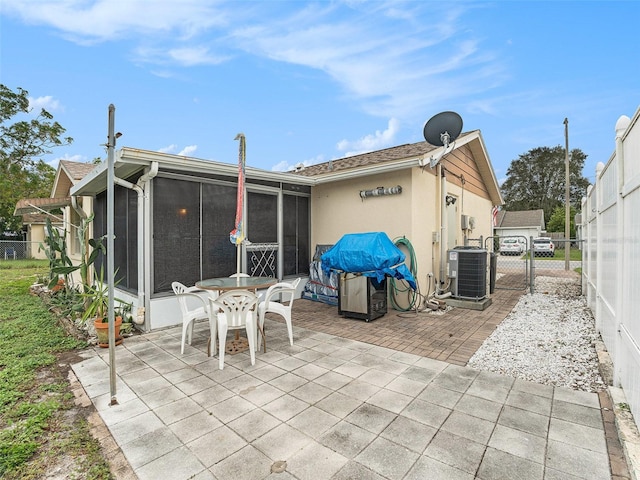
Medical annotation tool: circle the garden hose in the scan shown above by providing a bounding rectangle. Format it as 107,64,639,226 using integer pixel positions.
390,236,421,311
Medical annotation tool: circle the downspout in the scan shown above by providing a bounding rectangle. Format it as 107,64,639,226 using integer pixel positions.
439,164,448,293
113,162,159,328
71,196,88,220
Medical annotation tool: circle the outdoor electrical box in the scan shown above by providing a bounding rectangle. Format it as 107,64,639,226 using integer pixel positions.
447,246,487,300
461,215,476,230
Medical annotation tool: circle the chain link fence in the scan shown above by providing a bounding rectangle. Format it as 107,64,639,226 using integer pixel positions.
485,236,582,294
0,240,43,261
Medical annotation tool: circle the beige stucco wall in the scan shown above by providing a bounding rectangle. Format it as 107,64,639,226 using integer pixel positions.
310,164,494,295
28,225,48,259
311,169,413,245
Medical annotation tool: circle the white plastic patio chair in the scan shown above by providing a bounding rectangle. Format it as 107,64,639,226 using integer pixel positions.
257,278,301,350
172,282,216,356
210,290,259,370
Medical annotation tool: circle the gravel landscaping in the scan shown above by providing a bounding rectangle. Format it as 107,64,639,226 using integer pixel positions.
468,275,606,392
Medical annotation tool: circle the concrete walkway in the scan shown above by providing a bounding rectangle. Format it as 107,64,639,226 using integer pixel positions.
72,310,614,480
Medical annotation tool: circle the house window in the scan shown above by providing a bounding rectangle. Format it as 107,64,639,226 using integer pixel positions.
69,207,81,256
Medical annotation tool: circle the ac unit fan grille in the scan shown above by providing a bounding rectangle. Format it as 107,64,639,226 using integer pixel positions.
452,249,487,300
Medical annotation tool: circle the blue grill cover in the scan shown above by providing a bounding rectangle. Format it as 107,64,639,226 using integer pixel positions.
321,232,416,289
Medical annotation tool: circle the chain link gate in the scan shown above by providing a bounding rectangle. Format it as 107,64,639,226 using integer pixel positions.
485,235,531,292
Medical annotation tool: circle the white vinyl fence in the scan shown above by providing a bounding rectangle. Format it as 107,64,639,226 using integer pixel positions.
582,105,640,429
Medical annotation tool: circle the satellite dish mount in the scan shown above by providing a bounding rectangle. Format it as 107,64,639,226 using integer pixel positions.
421,111,463,168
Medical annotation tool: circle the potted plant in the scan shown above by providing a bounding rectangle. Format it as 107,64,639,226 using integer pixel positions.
116,302,135,336
81,268,124,347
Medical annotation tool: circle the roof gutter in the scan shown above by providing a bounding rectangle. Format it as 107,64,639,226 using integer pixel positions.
120,148,317,186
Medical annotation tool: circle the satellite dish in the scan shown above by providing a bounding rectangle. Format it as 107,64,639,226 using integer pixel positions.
423,111,463,147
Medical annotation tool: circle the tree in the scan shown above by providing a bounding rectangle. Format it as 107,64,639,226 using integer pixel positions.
547,204,577,238
500,146,590,224
0,84,72,234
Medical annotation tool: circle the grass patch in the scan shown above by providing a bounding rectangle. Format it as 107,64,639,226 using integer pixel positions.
524,247,583,261
0,260,112,479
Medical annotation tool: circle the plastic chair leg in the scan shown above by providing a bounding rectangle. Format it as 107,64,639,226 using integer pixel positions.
208,318,217,357
181,320,193,354
218,324,228,370
284,312,293,346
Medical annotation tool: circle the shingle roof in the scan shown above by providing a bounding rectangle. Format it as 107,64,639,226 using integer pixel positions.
497,209,545,229
14,197,72,216
60,160,98,180
22,213,62,225
292,134,478,177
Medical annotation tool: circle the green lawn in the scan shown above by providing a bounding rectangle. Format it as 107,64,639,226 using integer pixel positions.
0,260,112,479
524,247,583,261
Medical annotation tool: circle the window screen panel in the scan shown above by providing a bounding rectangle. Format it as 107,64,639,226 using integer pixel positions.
93,193,106,278
153,177,201,293
283,194,310,276
296,195,310,274
114,185,130,289
247,192,277,243
202,182,237,278
126,188,138,290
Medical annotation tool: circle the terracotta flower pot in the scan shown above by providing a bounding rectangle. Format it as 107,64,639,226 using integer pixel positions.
93,316,123,347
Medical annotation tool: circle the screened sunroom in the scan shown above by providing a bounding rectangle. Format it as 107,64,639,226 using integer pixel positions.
72,148,313,330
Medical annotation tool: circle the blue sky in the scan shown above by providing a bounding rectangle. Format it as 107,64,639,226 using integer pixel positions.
1,1,638,184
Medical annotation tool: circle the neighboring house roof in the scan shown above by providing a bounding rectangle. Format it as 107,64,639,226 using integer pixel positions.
21,214,63,226
14,160,96,217
495,209,545,230
52,160,99,199
14,197,71,216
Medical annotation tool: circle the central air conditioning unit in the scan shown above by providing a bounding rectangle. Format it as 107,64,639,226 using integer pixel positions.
447,246,488,300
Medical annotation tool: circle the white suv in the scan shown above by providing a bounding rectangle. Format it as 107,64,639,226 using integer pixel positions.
533,237,555,257
499,238,525,255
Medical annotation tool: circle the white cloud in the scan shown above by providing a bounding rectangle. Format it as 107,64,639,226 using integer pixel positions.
157,144,197,156
271,160,292,172
231,3,505,120
2,0,227,43
134,45,229,67
28,95,61,112
271,154,324,172
158,144,178,154
337,118,400,156
178,145,198,156
6,1,506,121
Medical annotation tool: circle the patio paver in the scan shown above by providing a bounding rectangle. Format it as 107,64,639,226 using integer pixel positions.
70,287,626,479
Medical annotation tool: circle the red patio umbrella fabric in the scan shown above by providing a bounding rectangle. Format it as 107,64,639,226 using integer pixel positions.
230,133,246,246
